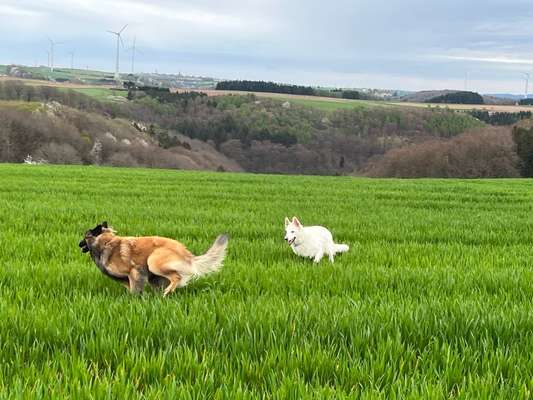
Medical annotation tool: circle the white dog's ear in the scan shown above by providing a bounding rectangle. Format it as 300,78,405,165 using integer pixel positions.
292,216,301,227
284,217,291,227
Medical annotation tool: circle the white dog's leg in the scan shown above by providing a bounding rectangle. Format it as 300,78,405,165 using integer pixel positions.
326,244,335,263
314,250,324,263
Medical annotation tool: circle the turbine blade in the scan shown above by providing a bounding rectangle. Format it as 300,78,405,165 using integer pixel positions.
119,24,128,34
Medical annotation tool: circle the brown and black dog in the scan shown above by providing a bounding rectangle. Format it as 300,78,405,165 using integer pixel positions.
79,222,228,296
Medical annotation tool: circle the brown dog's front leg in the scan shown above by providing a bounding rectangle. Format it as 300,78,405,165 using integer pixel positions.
128,267,148,294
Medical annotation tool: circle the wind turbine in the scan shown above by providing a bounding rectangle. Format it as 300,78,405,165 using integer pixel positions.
126,36,141,74
47,37,63,72
107,24,127,82
68,50,75,70
523,72,530,99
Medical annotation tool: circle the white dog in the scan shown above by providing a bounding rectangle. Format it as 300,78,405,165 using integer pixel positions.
284,216,349,263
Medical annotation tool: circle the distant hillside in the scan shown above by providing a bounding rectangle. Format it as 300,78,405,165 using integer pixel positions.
429,91,484,105
485,93,532,102
0,80,487,176
482,95,515,105
215,79,385,100
401,89,514,105
1,64,219,89
401,90,460,103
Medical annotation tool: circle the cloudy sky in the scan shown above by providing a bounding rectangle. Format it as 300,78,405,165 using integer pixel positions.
2,0,533,93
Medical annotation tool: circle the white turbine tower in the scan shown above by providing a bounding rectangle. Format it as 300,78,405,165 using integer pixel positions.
126,36,141,73
47,37,63,72
107,24,127,82
523,73,530,99
68,51,75,70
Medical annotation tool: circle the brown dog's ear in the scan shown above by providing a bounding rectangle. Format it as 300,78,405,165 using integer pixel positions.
285,217,291,227
292,216,302,228
90,224,103,236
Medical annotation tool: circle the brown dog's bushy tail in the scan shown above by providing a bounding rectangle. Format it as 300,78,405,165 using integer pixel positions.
192,234,229,277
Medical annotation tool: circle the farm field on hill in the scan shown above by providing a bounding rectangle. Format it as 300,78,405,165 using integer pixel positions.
391,100,533,113
1,164,533,397
177,88,379,111
181,88,533,113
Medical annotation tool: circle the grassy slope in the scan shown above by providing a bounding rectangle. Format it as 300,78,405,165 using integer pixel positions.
0,100,42,112
1,165,533,398
5,65,115,83
68,87,128,100
288,97,371,110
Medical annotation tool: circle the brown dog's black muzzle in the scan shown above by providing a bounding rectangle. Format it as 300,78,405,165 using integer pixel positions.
79,239,90,253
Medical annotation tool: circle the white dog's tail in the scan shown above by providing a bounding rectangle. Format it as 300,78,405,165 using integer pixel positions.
334,243,349,254
192,234,229,277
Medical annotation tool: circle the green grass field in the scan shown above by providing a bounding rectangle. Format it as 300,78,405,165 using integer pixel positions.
2,164,533,398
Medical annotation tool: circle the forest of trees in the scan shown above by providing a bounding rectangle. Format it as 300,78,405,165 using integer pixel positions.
215,80,372,100
468,110,532,126
428,91,484,105
216,80,315,95
341,90,361,100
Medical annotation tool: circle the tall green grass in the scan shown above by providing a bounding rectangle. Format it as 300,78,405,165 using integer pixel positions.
1,164,533,398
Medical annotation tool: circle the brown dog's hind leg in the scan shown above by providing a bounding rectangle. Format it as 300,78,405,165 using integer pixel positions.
128,268,148,295
147,249,185,296
162,272,182,297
